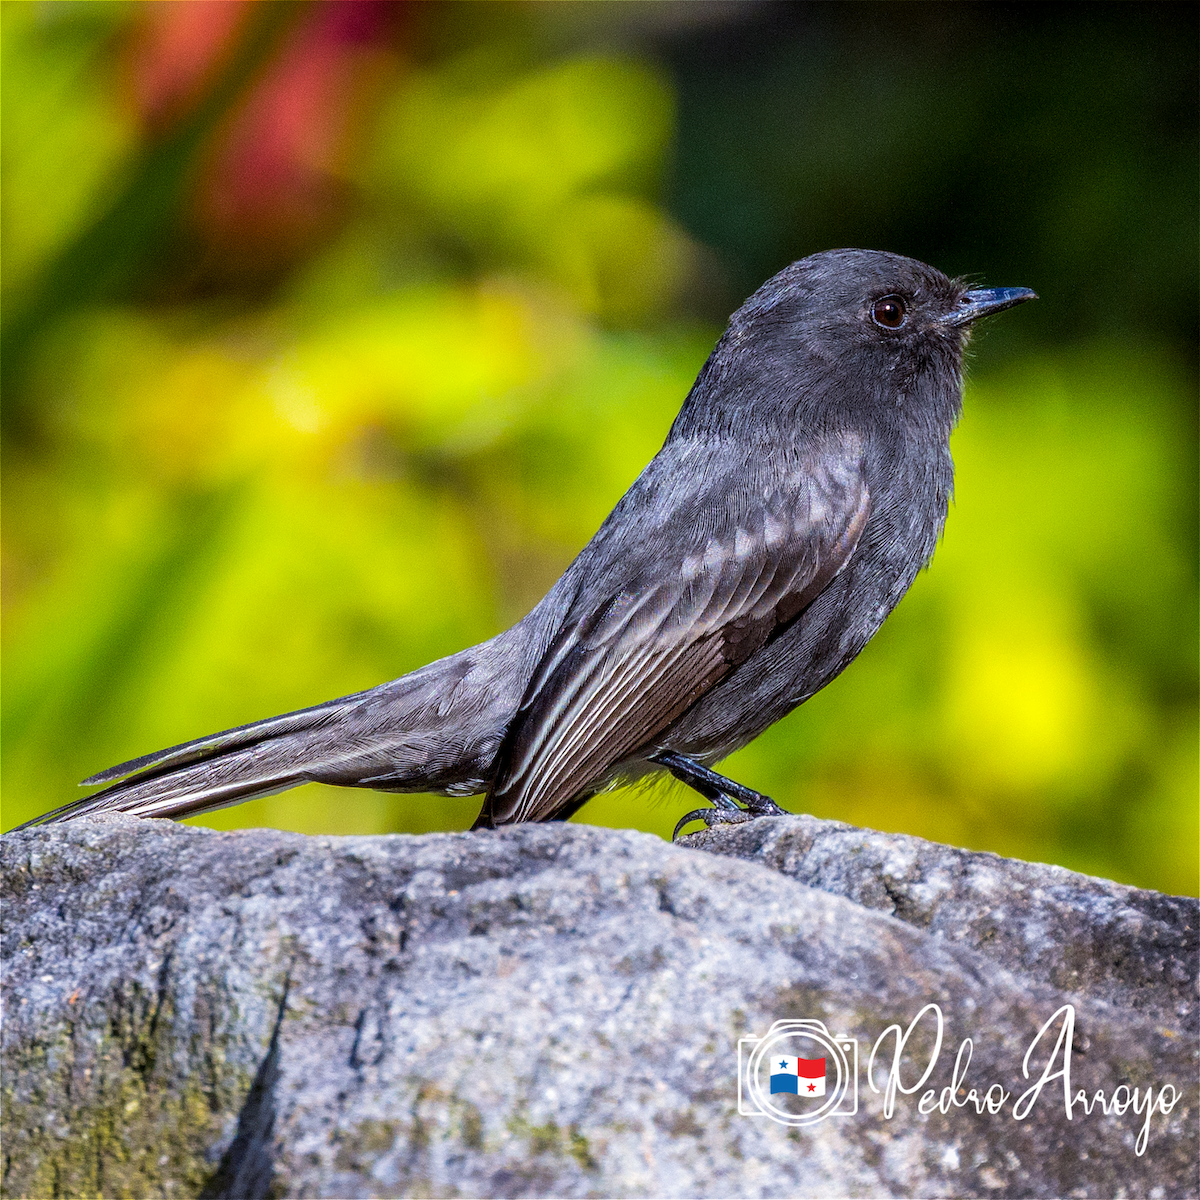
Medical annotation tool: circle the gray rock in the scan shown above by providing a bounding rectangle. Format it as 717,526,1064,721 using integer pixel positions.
2,814,1196,1199
682,815,1200,1035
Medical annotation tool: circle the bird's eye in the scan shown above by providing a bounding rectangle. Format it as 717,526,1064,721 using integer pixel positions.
871,295,907,329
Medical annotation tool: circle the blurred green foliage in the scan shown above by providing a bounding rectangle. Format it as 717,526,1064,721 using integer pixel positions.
2,2,1195,895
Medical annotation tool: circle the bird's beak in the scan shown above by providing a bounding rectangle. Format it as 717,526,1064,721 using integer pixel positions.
944,286,1037,327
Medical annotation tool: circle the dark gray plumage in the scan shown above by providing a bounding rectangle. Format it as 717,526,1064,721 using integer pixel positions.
21,249,1034,835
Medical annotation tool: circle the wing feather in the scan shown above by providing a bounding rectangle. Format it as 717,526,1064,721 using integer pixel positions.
484,450,871,824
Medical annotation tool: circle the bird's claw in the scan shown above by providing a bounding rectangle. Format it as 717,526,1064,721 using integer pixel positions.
672,796,786,841
672,803,754,840
656,751,789,841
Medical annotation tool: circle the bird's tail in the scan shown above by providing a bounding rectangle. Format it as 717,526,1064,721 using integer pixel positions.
16,641,519,828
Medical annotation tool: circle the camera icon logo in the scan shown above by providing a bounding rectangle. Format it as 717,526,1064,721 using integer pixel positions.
739,1019,859,1126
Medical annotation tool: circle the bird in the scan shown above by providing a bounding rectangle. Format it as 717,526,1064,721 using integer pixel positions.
19,249,1035,838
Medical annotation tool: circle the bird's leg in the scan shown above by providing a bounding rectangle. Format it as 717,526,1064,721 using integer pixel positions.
652,751,788,841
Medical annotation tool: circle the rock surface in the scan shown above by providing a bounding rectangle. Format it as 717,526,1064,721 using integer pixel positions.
2,814,1197,1199
685,815,1199,1034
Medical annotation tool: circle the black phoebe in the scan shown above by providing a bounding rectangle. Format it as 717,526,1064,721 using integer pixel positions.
21,250,1034,837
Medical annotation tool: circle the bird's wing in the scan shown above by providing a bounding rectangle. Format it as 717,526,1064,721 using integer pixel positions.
484,449,871,824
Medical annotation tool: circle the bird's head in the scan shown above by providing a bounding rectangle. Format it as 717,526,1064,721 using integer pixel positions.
676,248,1035,442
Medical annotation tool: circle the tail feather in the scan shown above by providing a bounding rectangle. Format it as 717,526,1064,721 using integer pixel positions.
18,698,368,828
15,634,534,830
79,695,356,787
29,760,306,826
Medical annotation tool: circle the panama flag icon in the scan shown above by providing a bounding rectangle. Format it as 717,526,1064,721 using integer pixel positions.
770,1055,826,1096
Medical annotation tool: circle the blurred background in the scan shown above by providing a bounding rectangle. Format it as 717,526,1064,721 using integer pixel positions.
2,1,1195,894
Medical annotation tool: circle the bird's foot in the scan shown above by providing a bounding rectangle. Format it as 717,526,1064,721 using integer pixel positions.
669,793,788,841
652,751,788,841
